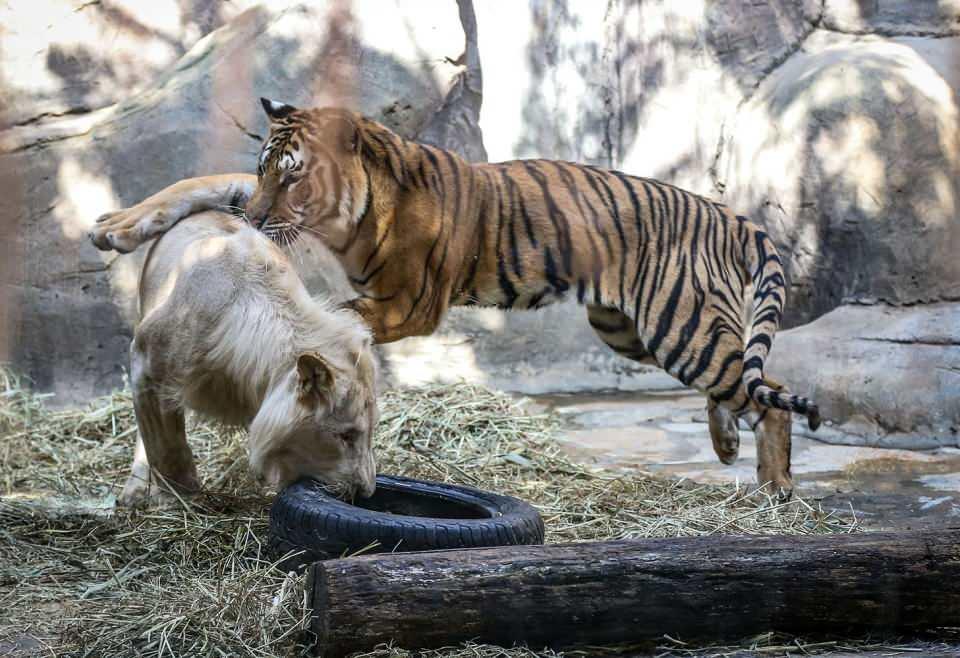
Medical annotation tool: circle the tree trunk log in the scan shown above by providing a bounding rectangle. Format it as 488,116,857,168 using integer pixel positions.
307,528,960,657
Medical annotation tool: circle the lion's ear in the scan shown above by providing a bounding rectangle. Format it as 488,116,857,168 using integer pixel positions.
260,97,298,122
296,352,335,407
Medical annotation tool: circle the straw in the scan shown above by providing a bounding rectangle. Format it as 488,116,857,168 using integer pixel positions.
0,368,860,657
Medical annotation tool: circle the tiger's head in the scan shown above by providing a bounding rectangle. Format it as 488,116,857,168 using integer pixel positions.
246,98,371,247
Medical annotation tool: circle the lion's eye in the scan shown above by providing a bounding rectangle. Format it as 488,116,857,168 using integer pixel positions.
340,429,361,444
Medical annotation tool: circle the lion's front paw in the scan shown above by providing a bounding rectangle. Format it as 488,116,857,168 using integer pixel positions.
119,472,198,508
119,473,165,507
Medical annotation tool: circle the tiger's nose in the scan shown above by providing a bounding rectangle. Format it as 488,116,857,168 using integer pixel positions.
247,213,268,230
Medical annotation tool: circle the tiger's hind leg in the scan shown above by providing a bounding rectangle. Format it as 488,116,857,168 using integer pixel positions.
586,304,657,365
707,397,740,465
752,403,793,500
586,305,742,467
747,377,793,499
698,343,794,499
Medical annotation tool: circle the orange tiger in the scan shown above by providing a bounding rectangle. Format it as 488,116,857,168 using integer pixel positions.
90,98,821,496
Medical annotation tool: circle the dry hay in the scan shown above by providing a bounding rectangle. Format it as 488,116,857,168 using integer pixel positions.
0,367,860,657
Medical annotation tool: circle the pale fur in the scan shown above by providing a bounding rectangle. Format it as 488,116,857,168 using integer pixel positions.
122,209,377,505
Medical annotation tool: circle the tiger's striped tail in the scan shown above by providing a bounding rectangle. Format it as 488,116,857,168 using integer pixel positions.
740,221,821,431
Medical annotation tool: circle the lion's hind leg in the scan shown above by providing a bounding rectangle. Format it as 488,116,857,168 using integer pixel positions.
121,343,199,507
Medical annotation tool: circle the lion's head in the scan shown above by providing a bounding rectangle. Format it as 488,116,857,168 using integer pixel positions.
246,335,379,498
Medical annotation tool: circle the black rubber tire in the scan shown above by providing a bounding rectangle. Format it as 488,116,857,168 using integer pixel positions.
268,474,545,571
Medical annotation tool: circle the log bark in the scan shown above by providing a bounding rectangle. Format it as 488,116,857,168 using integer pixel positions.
307,528,960,657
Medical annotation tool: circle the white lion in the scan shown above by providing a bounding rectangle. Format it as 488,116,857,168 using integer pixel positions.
121,209,377,505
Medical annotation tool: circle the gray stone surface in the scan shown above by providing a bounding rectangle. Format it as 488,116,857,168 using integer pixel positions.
539,388,960,534
475,1,960,323
722,29,960,323
819,0,960,35
0,0,484,404
768,302,960,449
0,0,260,129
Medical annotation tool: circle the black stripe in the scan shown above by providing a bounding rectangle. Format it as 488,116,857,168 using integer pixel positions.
705,349,743,391
416,153,429,189
359,217,394,276
746,334,772,352
557,164,613,262
640,182,666,324
662,270,704,374
355,164,373,228
743,356,765,372
588,319,629,334
441,149,462,217
524,162,573,275
544,248,569,293
592,171,629,307
681,327,723,386
646,257,688,359
422,147,446,203
508,209,523,278
401,228,444,325
492,173,518,308
527,290,548,309
350,259,387,287
753,309,781,326
500,169,538,247
497,260,518,308
713,378,743,402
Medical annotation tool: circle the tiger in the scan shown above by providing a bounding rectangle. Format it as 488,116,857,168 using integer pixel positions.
90,97,821,497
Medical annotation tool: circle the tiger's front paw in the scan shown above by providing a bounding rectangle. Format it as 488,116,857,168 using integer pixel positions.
88,205,168,253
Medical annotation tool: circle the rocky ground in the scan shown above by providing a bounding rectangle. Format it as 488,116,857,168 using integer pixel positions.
536,388,960,657
539,389,960,531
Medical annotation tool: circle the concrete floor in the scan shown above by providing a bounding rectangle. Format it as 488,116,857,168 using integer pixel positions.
533,389,960,531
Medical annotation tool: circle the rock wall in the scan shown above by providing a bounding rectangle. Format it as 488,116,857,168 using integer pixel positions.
474,0,960,317
0,0,484,403
769,303,960,449
423,0,960,441
1,0,957,445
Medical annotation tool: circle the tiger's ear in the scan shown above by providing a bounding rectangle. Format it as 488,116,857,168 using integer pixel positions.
260,97,298,122
296,352,336,407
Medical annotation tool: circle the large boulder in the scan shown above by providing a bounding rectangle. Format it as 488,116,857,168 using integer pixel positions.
424,1,960,410
819,0,960,35
0,0,259,129
0,0,484,403
769,302,960,449
475,0,960,323
722,29,960,324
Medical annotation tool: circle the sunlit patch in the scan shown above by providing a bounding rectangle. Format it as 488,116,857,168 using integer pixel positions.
57,157,118,239
382,333,488,387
